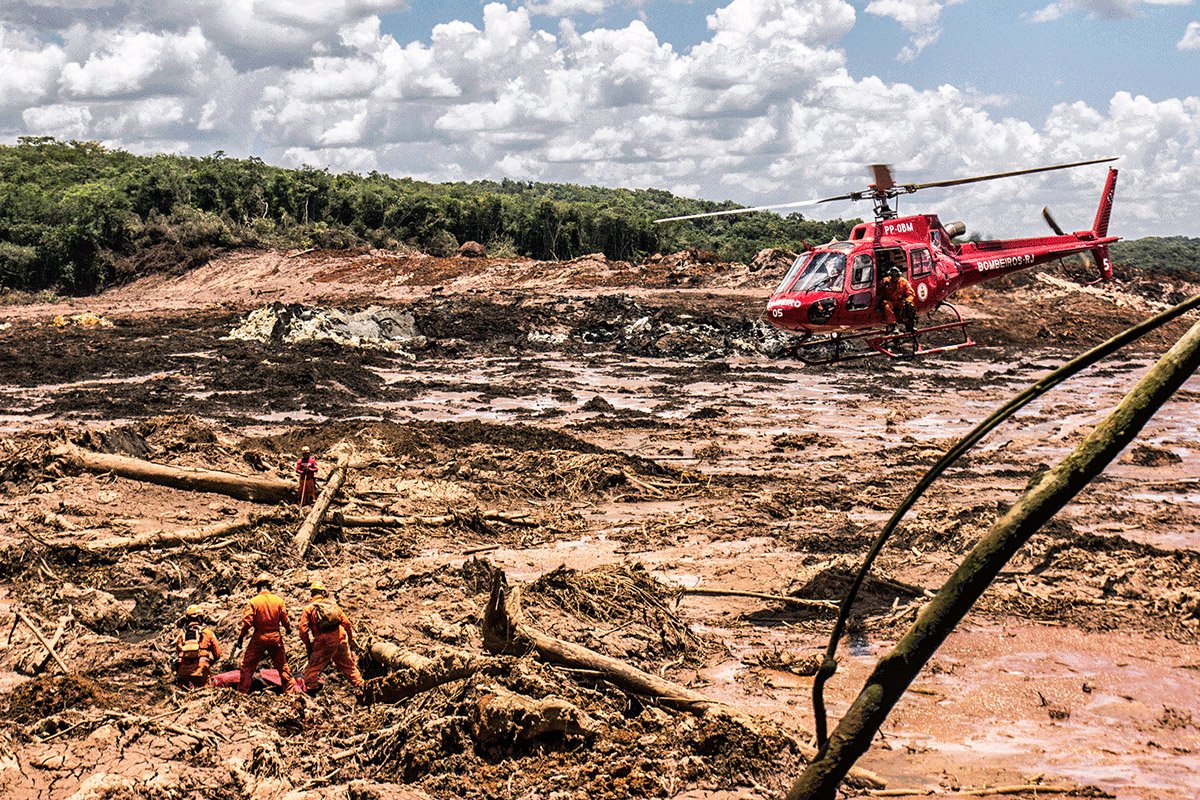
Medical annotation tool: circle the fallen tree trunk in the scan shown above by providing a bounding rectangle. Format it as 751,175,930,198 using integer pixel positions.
293,453,350,558
82,514,258,553
362,642,496,704
481,568,884,790
53,445,293,503
331,509,532,528
788,316,1200,800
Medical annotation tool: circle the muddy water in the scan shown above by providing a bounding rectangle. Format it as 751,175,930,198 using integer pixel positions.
363,350,1200,553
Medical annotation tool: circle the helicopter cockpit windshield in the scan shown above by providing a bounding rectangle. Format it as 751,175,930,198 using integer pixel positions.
776,249,849,295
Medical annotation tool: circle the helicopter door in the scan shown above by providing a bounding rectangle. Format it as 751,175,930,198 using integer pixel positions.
846,253,874,311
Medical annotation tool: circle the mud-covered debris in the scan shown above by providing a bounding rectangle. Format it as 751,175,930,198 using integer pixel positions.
457,241,487,258
1125,443,1183,466
472,685,596,743
58,585,136,633
750,247,798,272
2,674,118,724
227,302,427,352
527,563,703,659
52,312,113,328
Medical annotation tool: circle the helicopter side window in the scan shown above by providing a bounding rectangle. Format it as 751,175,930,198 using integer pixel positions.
775,253,814,294
794,251,847,292
850,254,874,289
910,248,934,278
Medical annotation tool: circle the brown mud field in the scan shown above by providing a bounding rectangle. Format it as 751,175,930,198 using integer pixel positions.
1,249,1198,800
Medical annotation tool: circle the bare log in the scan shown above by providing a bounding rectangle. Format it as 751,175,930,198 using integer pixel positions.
53,445,293,503
82,514,257,553
16,611,70,675
481,568,884,790
331,509,532,528
293,453,350,558
362,643,495,704
789,316,1200,800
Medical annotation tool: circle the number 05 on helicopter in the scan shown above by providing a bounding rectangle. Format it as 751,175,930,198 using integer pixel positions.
655,158,1119,363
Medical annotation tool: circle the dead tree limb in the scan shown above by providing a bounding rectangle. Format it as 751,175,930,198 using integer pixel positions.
481,568,884,790
362,642,495,704
294,453,350,558
16,611,70,674
788,316,1200,800
33,614,72,675
82,514,258,553
52,445,293,503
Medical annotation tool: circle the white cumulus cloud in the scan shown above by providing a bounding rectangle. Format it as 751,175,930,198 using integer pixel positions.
1032,0,1192,23
865,0,964,61
1,0,1199,237
1179,20,1200,47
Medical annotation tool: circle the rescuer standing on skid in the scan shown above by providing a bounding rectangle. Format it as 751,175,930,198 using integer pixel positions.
296,446,318,506
235,573,295,693
299,580,364,693
881,265,917,334
175,604,221,689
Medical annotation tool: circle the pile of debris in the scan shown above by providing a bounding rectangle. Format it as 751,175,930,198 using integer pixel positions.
227,302,427,352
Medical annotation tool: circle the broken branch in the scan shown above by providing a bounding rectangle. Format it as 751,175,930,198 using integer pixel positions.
15,611,70,675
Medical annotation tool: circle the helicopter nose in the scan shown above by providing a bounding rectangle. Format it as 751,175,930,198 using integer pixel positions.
767,298,804,330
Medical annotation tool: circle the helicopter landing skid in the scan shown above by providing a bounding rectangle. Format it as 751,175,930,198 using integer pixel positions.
787,306,975,365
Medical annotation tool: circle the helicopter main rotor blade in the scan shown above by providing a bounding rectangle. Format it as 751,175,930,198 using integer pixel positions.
653,197,827,223
901,157,1117,194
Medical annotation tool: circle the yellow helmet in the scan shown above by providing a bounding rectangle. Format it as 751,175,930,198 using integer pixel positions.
253,573,272,588
309,580,327,593
185,604,203,618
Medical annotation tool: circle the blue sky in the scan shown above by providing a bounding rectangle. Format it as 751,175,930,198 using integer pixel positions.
2,0,1198,236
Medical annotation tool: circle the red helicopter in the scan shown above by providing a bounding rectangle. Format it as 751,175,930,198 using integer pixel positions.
655,158,1119,363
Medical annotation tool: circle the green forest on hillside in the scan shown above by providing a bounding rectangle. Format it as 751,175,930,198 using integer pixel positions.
0,138,854,293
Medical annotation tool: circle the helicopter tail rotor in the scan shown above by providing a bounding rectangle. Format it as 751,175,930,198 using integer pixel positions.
1041,206,1067,236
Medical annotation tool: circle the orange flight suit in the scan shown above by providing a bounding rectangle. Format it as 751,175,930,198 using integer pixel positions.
238,590,295,693
299,597,364,692
175,624,221,689
881,274,917,332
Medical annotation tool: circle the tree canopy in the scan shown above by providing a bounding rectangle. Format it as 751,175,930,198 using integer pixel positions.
0,138,856,294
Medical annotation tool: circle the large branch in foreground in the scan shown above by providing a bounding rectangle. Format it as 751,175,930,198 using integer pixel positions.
53,445,293,503
480,568,884,790
361,642,497,705
788,317,1200,800
293,453,350,558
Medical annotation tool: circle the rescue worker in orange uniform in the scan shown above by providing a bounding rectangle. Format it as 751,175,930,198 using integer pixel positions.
175,605,221,689
881,265,917,334
299,580,364,693
235,573,295,693
296,447,318,506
